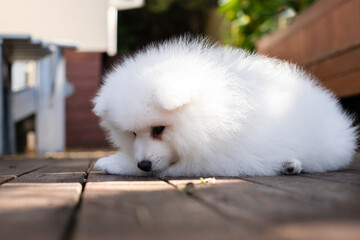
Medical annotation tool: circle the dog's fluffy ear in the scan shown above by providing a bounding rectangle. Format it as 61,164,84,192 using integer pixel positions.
155,87,191,111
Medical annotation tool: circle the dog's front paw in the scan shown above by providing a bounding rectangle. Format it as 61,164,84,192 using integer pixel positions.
93,152,147,176
281,159,303,175
93,156,117,174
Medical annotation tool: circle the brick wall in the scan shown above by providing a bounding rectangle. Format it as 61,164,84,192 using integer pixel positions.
64,50,109,149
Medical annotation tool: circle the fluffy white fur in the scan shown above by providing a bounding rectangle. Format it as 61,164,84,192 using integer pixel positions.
93,37,358,177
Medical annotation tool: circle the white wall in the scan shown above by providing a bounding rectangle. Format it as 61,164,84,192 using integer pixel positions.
0,0,108,52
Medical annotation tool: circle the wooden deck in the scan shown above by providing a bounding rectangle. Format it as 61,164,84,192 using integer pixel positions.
0,152,359,240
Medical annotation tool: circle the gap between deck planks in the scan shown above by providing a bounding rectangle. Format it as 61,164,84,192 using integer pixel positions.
74,173,254,240
0,153,359,240
0,157,94,240
0,159,48,184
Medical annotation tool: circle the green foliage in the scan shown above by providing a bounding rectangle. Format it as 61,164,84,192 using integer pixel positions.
116,0,216,54
147,0,213,13
218,0,316,50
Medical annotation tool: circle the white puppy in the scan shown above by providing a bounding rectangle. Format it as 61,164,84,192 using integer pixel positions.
93,37,357,177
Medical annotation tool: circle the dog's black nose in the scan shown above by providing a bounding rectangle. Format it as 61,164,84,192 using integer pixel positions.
137,160,152,172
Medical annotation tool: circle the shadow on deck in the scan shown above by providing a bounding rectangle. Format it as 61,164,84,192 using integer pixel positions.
0,151,359,240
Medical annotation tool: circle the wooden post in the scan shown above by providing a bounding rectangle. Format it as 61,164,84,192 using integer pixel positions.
0,38,3,156
0,38,15,155
36,45,66,153
3,47,15,154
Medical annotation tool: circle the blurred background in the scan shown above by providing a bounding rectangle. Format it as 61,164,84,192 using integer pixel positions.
0,0,359,155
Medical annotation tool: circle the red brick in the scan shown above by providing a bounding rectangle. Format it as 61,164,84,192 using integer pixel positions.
65,50,109,149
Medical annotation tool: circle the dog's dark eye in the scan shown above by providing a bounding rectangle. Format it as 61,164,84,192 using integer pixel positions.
151,126,165,138
132,132,137,137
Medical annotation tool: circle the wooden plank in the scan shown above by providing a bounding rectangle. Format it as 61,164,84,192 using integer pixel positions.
86,171,155,182
302,171,360,186
322,69,360,97
1,150,112,161
241,174,360,213
11,159,91,183
0,158,89,239
301,14,333,65
168,177,360,240
268,220,360,240
168,178,354,223
307,46,360,80
331,0,360,51
0,159,48,184
0,182,82,240
301,153,360,185
257,0,360,66
256,0,344,53
73,172,254,240
347,153,360,170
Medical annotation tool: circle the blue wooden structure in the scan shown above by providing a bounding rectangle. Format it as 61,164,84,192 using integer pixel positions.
0,34,74,156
